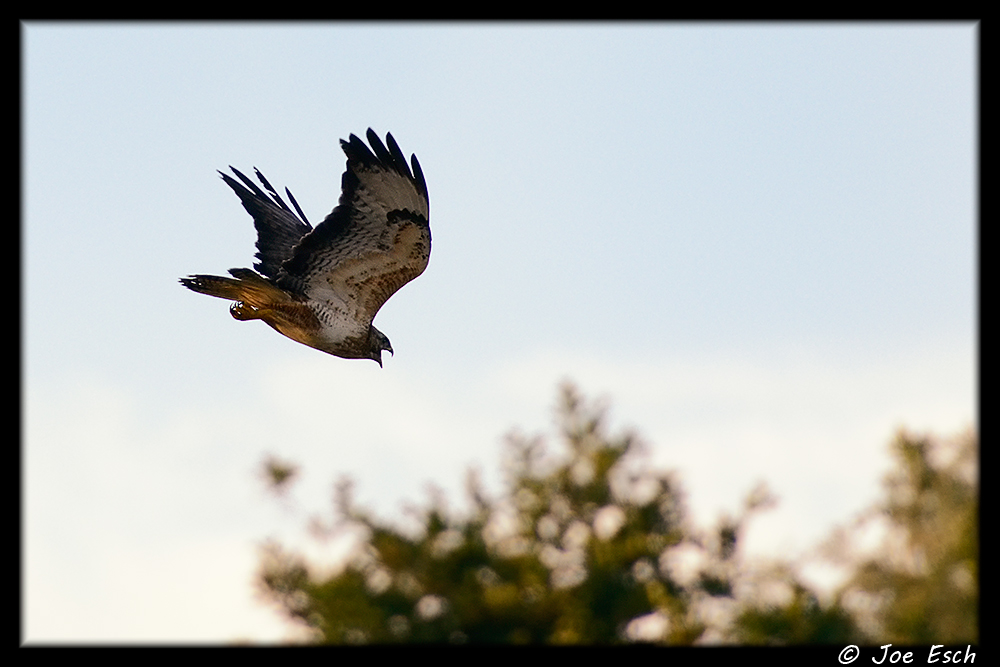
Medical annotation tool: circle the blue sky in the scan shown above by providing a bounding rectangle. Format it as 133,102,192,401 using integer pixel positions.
24,23,976,643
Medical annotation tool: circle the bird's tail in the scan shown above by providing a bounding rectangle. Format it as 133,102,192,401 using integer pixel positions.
180,268,291,320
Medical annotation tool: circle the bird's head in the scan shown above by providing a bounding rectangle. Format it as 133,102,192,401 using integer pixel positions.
369,327,393,368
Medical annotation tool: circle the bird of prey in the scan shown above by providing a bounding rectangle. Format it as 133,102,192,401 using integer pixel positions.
181,129,429,366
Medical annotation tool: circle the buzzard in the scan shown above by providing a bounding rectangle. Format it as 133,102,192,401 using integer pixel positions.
181,129,430,366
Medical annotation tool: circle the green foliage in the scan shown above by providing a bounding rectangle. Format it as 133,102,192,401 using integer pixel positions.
257,384,758,644
735,581,857,644
822,429,979,644
255,384,977,645
728,428,978,645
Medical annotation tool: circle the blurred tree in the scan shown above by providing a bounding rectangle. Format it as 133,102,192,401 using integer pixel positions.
728,562,860,644
255,384,977,645
729,428,978,645
816,429,978,644
257,383,770,644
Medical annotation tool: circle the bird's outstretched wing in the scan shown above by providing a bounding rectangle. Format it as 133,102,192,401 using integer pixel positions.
278,129,431,324
218,167,313,281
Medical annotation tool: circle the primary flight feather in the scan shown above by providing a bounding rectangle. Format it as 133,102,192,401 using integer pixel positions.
181,129,430,366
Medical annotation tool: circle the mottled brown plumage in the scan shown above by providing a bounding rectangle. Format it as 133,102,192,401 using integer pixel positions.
181,129,430,366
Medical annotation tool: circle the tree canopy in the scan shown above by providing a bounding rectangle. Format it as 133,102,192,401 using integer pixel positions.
256,383,977,645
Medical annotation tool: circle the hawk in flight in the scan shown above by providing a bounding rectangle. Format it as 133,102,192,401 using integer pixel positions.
181,129,430,366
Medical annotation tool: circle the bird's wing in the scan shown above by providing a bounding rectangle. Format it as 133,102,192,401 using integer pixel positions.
277,129,430,324
219,167,313,281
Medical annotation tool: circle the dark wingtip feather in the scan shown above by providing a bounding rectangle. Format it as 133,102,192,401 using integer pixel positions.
230,166,264,195
342,130,423,193
384,132,414,180
341,133,377,164
252,168,294,215
253,168,279,197
285,187,311,227
410,154,428,201
366,128,392,164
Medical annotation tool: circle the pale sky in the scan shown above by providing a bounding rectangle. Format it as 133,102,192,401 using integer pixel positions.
23,23,976,643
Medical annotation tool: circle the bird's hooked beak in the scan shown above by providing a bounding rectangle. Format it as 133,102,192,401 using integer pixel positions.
371,328,393,367
374,345,393,368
